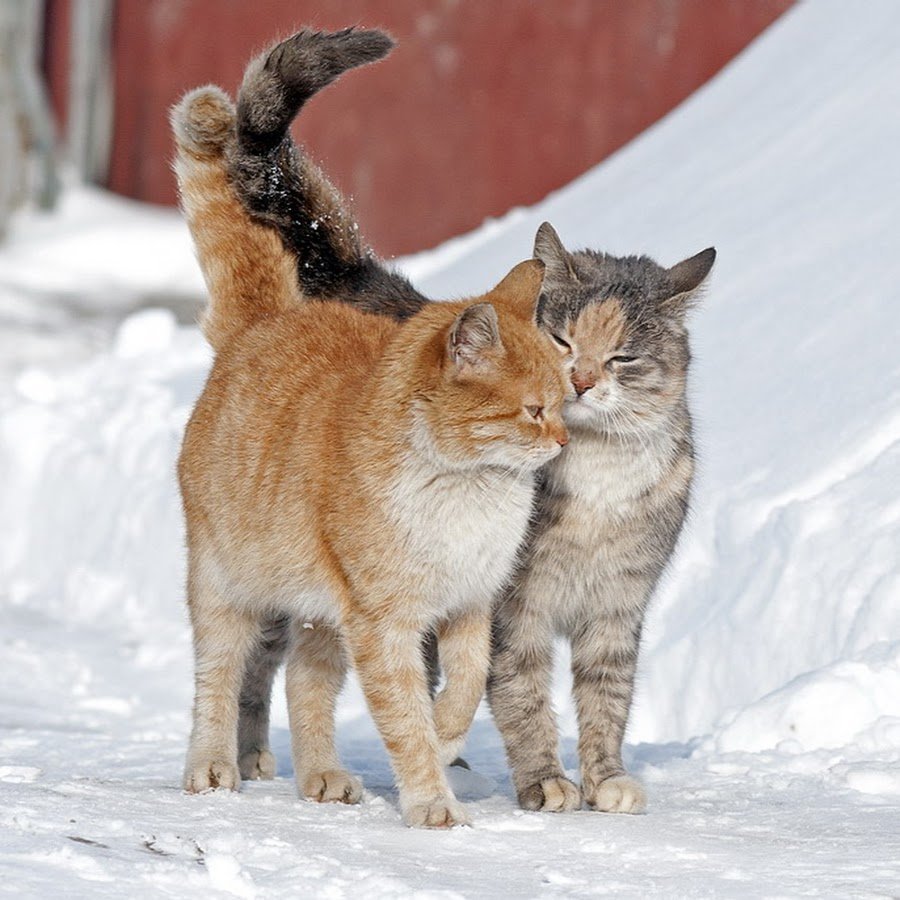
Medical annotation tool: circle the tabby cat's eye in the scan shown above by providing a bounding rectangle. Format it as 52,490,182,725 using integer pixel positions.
525,405,544,421
549,333,571,351
609,355,638,365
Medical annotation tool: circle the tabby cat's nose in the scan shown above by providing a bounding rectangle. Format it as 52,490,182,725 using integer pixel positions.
572,373,595,396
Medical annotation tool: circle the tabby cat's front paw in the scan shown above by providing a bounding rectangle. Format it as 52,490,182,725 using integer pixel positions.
403,794,471,828
301,769,363,804
183,758,241,793
239,748,277,781
517,776,581,812
583,773,646,814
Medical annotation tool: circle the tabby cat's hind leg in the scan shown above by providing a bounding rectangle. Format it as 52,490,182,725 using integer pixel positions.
237,613,290,780
487,593,581,813
570,613,647,814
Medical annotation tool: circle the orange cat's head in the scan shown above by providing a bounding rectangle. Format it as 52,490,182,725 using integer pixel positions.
411,260,570,471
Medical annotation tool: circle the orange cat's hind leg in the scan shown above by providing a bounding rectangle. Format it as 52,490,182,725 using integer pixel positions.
285,621,362,804
184,562,261,793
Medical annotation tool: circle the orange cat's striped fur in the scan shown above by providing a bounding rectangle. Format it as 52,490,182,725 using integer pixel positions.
172,88,569,827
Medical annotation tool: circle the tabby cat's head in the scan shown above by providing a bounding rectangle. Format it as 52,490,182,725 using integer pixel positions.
414,260,570,471
532,222,715,434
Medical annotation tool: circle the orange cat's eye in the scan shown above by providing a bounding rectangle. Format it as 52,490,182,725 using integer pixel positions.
525,405,544,421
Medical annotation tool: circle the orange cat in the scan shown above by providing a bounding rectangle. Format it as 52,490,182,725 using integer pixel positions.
173,88,569,827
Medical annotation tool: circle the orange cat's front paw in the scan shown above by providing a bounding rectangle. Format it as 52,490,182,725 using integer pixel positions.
184,759,241,793
403,795,471,829
301,769,363,804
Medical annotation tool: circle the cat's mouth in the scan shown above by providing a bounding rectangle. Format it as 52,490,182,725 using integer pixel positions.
566,391,606,409
475,439,563,472
563,391,620,425
516,443,565,468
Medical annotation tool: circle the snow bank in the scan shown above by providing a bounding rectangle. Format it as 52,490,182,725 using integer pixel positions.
0,186,203,305
410,0,900,749
0,186,205,373
715,640,900,756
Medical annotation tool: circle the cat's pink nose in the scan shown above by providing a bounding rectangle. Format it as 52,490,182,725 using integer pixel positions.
551,424,569,447
571,372,595,396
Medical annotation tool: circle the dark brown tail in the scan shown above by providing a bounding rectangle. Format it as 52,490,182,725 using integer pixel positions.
231,28,428,319
237,28,395,153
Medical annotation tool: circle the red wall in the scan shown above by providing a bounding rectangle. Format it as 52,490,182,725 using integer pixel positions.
51,0,793,256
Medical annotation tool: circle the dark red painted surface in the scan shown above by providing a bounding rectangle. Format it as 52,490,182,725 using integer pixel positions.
42,0,72,135
49,0,794,256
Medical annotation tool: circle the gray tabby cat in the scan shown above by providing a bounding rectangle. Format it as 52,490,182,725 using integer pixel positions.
489,226,713,812
216,28,715,809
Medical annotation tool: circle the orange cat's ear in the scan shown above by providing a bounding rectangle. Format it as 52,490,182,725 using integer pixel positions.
662,247,717,315
492,258,546,299
489,259,546,322
448,303,503,372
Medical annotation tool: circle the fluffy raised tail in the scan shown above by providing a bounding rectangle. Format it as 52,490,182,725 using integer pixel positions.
237,27,394,153
171,86,302,352
231,28,428,319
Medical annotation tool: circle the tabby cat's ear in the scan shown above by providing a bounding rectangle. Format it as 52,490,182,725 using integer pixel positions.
533,222,577,283
662,247,716,315
448,303,503,370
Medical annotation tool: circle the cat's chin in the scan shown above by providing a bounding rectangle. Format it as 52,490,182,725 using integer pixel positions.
503,453,561,473
476,444,563,473
563,396,605,425
564,397,658,436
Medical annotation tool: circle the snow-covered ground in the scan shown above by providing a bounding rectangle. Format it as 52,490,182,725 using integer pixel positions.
2,1,899,896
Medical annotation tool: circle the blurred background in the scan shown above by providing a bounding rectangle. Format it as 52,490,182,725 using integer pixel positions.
3,0,792,255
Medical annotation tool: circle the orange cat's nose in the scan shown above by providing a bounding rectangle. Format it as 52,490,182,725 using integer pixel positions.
571,372,595,396
551,425,569,447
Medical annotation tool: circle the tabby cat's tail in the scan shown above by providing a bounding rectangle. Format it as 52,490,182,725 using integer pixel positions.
231,29,427,319
237,28,394,153
171,86,302,352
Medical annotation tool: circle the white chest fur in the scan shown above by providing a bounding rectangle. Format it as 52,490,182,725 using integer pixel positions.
522,424,683,628
386,459,535,617
545,428,673,519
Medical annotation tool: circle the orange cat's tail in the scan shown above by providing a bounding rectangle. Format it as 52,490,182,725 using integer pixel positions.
171,86,301,353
